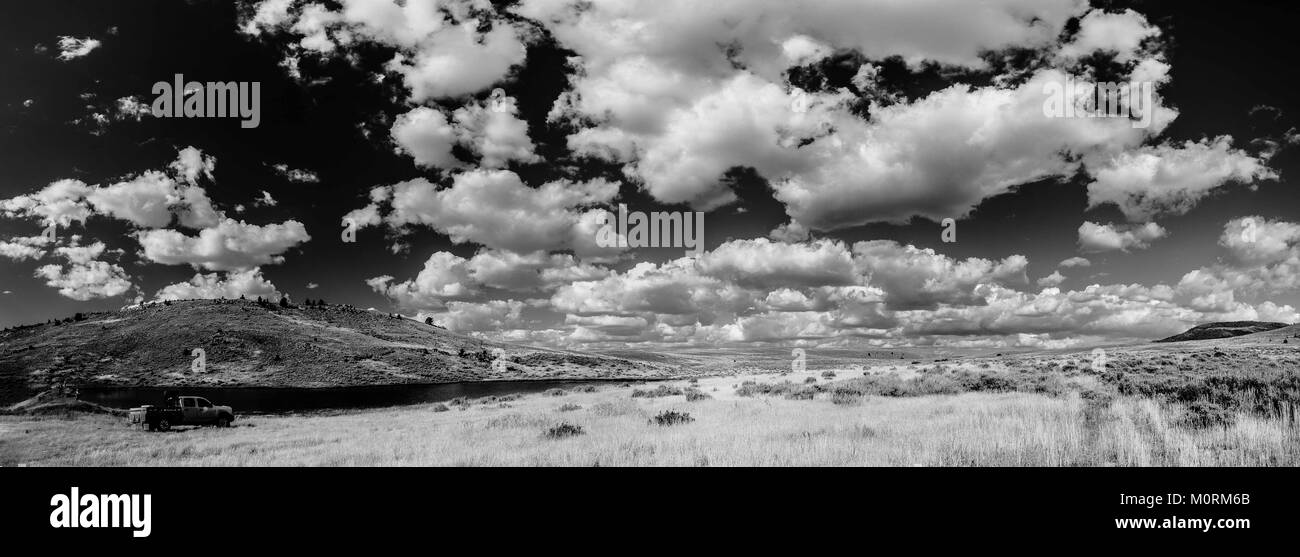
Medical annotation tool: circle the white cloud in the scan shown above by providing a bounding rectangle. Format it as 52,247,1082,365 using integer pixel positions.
852,240,1028,310
1057,9,1161,63
170,146,217,185
1077,221,1167,253
243,0,527,102
390,107,458,168
0,148,221,229
1220,216,1300,266
391,96,539,169
354,171,619,254
272,163,321,183
255,190,278,207
136,218,310,271
154,268,281,301
55,36,101,60
1059,256,1091,268
698,238,857,289
34,261,131,301
1037,270,1066,288
429,300,527,332
466,249,608,292
0,236,50,261
366,251,478,310
0,178,94,227
450,95,539,168
515,0,1182,228
1086,137,1275,222
55,241,107,265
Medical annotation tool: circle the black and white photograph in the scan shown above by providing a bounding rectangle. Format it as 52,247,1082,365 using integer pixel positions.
1,0,1297,543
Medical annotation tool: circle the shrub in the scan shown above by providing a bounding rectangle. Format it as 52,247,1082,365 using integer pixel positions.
431,403,450,412
684,388,712,402
558,403,582,412
652,410,694,426
544,388,566,397
784,387,817,400
1179,401,1237,429
544,423,585,439
821,371,837,379
736,380,826,398
831,389,864,405
962,373,1017,392
804,377,817,384
631,385,683,398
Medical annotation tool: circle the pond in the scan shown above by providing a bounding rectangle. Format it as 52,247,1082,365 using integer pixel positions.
77,379,640,414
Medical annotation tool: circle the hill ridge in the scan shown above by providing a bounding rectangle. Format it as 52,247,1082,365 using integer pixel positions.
1154,321,1290,343
0,299,675,405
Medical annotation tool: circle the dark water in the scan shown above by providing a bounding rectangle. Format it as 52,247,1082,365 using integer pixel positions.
77,380,633,414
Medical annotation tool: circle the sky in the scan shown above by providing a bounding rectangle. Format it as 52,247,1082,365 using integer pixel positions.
1,0,1298,351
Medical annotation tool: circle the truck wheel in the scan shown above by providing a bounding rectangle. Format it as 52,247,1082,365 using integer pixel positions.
216,416,231,428
156,418,171,432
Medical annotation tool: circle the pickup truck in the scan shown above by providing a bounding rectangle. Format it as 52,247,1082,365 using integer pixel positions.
129,395,235,431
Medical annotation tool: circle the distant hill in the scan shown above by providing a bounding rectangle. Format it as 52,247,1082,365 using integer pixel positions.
0,299,676,405
1154,321,1290,343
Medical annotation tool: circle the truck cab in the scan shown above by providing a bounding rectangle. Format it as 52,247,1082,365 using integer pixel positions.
179,396,221,423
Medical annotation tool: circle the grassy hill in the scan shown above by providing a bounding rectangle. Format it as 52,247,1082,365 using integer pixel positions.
0,299,677,405
1154,321,1290,343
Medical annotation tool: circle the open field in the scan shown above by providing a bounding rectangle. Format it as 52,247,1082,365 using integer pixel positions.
5,363,1298,466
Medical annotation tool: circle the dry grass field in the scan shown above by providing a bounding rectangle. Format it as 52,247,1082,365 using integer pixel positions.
4,366,1297,467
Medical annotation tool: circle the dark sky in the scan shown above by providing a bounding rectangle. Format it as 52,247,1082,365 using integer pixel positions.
1,0,1297,350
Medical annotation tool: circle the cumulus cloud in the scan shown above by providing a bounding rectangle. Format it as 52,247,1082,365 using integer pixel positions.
852,240,1028,310
1176,217,1300,303
429,300,527,332
242,0,527,102
466,249,608,292
389,107,458,168
390,95,539,170
1086,137,1275,222
697,238,857,289
349,171,619,254
509,0,1183,229
0,178,95,227
135,218,310,271
34,261,131,301
1077,221,1167,253
153,268,281,301
0,148,220,229
1059,256,1091,268
1057,8,1161,63
0,236,51,261
366,251,479,310
1,147,311,304
1037,270,1067,288
1219,216,1300,266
